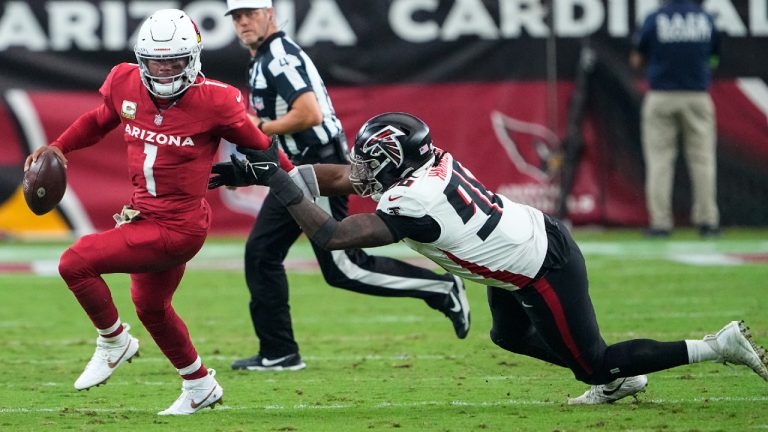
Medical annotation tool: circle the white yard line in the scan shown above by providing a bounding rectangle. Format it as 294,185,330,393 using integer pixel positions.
3,240,768,275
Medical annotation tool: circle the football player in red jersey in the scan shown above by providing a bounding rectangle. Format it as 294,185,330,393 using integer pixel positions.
22,9,296,415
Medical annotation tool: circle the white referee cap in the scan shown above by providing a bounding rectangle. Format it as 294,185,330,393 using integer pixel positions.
225,0,272,15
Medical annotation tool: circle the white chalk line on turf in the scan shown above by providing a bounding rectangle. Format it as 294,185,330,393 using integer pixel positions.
5,353,469,366
1,371,750,389
4,239,768,275
3,396,768,415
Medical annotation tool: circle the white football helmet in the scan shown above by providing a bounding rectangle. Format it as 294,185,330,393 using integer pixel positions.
134,9,203,98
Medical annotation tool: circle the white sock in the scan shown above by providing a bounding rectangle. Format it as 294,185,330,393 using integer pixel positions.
97,319,124,342
178,356,203,377
685,339,719,363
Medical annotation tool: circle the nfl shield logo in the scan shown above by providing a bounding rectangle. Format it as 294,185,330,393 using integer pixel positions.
253,96,264,111
154,114,163,126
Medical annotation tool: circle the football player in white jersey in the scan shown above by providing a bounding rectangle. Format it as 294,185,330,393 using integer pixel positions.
210,112,768,404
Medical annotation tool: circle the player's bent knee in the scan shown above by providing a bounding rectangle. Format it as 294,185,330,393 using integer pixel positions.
59,248,96,286
489,328,526,353
320,270,350,288
571,363,614,385
134,303,171,326
244,241,282,267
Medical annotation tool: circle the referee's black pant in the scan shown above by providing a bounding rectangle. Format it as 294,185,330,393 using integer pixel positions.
244,191,455,358
488,219,689,385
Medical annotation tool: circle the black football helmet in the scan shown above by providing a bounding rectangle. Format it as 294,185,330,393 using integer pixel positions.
349,112,435,198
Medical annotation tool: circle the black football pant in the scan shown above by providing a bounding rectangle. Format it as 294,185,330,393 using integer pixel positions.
244,191,455,358
488,219,689,385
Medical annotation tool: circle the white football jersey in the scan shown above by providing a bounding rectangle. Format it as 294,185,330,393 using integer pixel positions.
376,152,548,291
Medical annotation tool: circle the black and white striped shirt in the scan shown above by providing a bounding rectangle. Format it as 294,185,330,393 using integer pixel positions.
247,31,343,162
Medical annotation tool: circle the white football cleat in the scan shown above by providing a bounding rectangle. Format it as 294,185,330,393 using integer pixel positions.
568,375,648,405
704,320,768,381
158,369,224,415
74,324,140,390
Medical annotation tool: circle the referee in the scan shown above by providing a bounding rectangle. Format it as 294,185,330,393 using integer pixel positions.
224,0,471,372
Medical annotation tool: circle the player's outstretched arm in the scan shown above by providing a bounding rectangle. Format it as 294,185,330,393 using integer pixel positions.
257,164,395,249
313,164,355,196
214,141,353,196
240,140,354,195
209,142,394,248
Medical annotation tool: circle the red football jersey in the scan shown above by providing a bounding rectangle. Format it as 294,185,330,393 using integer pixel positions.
53,63,280,235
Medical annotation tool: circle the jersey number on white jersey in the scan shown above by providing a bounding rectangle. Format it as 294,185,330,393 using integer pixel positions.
442,161,503,241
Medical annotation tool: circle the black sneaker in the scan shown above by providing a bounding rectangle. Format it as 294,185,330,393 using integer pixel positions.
643,228,671,238
230,353,306,371
441,276,471,339
698,225,721,238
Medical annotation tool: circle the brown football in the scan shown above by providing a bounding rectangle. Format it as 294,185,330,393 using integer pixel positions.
23,151,67,215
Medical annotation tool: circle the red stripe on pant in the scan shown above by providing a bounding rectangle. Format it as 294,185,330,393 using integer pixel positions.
531,277,593,376
442,250,592,375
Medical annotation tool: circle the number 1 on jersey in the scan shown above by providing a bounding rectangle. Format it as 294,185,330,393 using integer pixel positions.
143,143,158,196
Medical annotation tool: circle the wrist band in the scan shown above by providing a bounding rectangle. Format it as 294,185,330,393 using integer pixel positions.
257,120,266,131
268,169,304,207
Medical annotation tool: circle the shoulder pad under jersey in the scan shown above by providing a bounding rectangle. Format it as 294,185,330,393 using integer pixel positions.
376,166,450,218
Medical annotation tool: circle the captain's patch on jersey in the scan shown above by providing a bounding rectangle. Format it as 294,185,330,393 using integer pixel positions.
121,100,137,119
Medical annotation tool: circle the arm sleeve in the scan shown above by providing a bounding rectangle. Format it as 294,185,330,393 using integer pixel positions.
376,210,441,243
50,101,121,153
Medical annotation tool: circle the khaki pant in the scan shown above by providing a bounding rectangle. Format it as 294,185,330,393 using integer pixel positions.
641,91,719,230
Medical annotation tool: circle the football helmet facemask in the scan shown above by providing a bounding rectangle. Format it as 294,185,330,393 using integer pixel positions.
134,9,203,98
350,112,436,200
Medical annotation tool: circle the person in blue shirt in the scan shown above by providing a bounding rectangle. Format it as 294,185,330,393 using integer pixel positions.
631,0,720,237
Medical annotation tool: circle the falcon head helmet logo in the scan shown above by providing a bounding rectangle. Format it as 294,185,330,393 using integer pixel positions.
361,125,405,168
351,112,434,200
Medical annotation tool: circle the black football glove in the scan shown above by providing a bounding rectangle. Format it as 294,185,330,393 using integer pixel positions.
237,140,305,206
234,138,280,183
208,154,268,189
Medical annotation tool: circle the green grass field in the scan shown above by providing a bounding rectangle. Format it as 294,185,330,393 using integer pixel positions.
1,228,767,431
